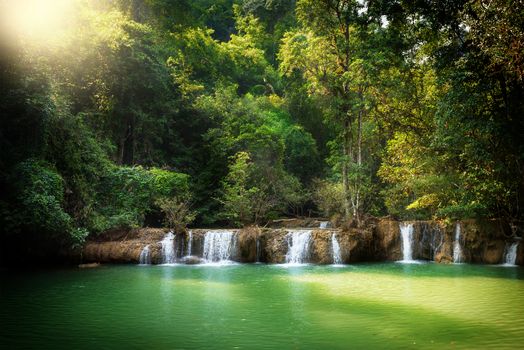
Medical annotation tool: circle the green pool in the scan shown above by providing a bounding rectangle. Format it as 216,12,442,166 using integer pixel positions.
1,263,524,349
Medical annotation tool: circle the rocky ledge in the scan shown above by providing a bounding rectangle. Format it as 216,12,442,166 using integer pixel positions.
81,218,523,266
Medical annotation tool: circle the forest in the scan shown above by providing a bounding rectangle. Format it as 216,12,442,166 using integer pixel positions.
1,0,523,257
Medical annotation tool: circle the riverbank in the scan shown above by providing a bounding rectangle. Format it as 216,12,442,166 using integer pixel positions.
80,218,524,266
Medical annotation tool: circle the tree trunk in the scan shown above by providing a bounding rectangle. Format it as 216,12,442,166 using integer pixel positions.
342,117,352,220
355,107,363,226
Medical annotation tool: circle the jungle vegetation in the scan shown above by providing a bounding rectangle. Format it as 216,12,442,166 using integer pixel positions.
1,0,522,254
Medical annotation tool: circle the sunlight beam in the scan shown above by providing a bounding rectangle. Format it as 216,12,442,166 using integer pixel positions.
0,0,74,43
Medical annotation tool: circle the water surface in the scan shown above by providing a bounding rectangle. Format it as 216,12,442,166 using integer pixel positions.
1,263,523,349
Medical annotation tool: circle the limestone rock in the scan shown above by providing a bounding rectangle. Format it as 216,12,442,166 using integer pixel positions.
80,219,523,266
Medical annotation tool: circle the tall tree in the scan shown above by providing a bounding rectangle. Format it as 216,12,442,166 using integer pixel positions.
279,0,398,224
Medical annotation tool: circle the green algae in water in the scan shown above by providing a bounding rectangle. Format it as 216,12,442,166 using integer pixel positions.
1,263,524,349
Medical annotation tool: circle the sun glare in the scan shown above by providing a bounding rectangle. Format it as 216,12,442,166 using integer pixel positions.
1,0,73,43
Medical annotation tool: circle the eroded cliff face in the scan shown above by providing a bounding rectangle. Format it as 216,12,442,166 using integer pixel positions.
374,219,402,261
261,228,375,264
458,219,520,264
262,228,288,263
81,219,523,265
374,218,523,265
83,228,170,264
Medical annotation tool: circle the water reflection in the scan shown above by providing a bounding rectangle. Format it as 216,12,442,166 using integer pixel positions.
2,263,524,349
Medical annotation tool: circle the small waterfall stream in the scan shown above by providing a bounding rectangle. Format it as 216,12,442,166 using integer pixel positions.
139,245,151,265
319,221,330,229
503,242,519,266
186,230,193,256
161,232,176,264
453,223,463,263
256,237,261,263
202,230,237,263
399,223,415,262
331,233,342,265
285,230,312,264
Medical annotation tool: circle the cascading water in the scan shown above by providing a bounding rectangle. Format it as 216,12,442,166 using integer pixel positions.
331,233,342,265
139,245,151,265
285,230,313,264
186,230,193,256
256,237,261,263
161,232,176,264
453,223,463,263
399,223,415,262
202,230,237,263
503,242,519,266
319,221,330,229
425,224,443,260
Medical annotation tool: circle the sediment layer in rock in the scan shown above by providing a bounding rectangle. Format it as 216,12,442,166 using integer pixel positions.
80,219,523,266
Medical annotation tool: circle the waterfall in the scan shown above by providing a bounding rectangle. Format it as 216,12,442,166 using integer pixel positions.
161,232,176,264
453,223,463,263
139,245,151,265
256,237,261,263
399,223,414,262
331,233,342,265
319,221,330,229
202,230,237,263
503,242,519,266
285,230,312,264
186,230,193,256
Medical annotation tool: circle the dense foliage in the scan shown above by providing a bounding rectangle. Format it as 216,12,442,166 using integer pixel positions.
1,0,522,255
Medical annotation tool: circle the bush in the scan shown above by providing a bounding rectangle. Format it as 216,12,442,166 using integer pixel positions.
156,197,195,231
149,168,191,197
91,166,192,233
2,159,88,245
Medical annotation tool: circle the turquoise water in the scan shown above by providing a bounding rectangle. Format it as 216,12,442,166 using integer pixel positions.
1,263,524,349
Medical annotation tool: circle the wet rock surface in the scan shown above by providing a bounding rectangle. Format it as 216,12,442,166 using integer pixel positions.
81,219,523,265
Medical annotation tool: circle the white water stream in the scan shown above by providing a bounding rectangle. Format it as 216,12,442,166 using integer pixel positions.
319,221,330,229
331,233,342,265
453,223,463,263
202,230,237,263
186,230,193,256
161,232,176,264
399,223,414,262
503,242,519,266
285,230,313,264
139,245,151,265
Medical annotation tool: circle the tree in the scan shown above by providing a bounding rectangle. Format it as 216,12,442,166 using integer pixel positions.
279,0,398,225
220,152,265,226
376,0,524,222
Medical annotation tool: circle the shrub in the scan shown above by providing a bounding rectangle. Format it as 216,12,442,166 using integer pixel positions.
91,166,192,232
156,197,195,231
3,159,88,245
